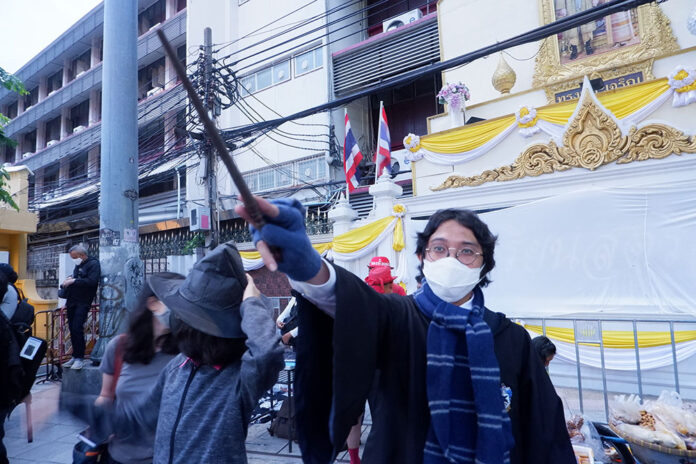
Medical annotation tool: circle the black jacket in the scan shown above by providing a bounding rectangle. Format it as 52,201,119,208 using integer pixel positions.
294,264,575,464
63,257,101,305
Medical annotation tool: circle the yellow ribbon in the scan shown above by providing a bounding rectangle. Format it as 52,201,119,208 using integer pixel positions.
525,324,696,349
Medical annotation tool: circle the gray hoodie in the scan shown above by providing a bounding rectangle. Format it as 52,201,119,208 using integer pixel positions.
115,296,284,464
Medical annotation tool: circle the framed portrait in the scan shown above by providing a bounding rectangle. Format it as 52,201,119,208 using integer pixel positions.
533,1,678,101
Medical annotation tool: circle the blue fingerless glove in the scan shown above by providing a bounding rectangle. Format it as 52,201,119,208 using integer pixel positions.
249,198,322,282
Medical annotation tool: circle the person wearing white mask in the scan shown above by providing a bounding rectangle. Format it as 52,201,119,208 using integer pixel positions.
60,244,101,370
93,275,180,464
235,199,575,464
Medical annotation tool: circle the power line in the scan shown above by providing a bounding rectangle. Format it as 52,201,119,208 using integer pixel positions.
222,0,660,141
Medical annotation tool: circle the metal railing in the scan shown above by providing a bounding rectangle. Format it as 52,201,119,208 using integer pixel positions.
34,305,101,381
524,316,696,422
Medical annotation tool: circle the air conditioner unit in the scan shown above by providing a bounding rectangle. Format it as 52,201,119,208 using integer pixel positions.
189,207,211,231
73,125,86,134
382,9,423,33
22,152,33,159
146,86,164,98
46,139,59,147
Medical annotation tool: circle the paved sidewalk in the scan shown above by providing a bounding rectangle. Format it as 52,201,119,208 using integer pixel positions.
4,382,367,463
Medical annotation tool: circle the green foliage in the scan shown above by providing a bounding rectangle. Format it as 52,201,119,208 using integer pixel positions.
0,168,19,211
0,66,26,209
182,232,206,254
0,67,28,95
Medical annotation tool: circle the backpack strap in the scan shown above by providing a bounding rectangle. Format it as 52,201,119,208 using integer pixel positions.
111,334,127,397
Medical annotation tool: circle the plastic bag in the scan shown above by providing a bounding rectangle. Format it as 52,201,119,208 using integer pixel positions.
647,391,696,437
615,422,686,450
566,415,610,462
611,394,642,424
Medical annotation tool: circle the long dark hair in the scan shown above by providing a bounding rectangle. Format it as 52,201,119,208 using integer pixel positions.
173,322,247,367
122,283,179,365
416,208,498,288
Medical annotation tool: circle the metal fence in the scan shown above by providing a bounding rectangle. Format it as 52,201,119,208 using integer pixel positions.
524,316,696,422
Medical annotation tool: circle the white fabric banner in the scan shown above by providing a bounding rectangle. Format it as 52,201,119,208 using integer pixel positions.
480,179,696,318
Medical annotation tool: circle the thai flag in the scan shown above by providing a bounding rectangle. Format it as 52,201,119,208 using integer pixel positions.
374,101,391,178
343,111,363,193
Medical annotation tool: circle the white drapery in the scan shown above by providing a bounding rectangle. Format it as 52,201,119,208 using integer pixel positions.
481,179,696,318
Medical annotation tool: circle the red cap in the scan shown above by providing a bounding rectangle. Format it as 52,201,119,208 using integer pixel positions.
368,256,393,269
365,266,396,293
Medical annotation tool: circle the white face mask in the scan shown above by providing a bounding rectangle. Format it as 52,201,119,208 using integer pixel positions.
154,306,171,330
71,257,83,266
422,257,484,303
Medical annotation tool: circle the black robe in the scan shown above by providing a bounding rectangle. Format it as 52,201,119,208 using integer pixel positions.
294,264,575,464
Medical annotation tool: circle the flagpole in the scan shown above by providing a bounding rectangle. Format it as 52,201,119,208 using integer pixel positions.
344,107,350,203
376,100,384,182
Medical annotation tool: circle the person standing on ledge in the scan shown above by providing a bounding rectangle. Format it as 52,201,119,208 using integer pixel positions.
236,197,575,464
60,244,101,370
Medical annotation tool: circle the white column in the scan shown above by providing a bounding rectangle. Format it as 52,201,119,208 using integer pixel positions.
59,158,70,190
368,173,403,262
36,121,46,150
87,146,100,179
89,89,100,124
38,76,48,101
34,169,44,199
163,110,177,152
91,37,101,67
165,0,178,19
63,57,71,85
164,55,177,89
60,107,71,139
328,196,358,272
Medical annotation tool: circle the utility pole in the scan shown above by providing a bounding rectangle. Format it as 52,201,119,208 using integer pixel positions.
93,0,143,362
202,27,219,249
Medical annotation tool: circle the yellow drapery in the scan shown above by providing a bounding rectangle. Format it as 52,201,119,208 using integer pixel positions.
419,115,517,154
332,216,394,254
537,78,670,124
525,324,696,349
240,241,333,261
418,78,671,153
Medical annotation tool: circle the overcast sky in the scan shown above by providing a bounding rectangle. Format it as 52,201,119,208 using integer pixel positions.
1,0,103,74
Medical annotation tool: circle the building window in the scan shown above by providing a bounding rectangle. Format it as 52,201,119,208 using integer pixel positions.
138,57,166,100
139,0,165,35
47,71,63,95
242,155,327,193
69,49,91,82
6,101,18,119
70,100,90,132
46,116,62,144
24,130,37,154
297,156,326,182
294,48,323,76
69,152,88,180
240,58,291,96
23,87,39,110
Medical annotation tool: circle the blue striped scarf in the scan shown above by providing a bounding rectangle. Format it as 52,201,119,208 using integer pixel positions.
414,284,514,464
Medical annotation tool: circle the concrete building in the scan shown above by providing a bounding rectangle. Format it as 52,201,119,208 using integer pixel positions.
0,0,188,297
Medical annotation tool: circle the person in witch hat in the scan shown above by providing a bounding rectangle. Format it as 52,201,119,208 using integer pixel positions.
62,242,285,464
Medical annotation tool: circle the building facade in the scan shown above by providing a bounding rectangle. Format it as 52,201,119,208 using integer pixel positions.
0,0,188,297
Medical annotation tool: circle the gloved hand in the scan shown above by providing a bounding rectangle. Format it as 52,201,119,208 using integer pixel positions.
248,198,322,282
60,392,115,444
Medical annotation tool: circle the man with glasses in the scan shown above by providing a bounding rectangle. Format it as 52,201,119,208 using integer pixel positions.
236,199,574,464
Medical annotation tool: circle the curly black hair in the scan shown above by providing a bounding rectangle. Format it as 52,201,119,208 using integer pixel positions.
173,321,247,367
415,208,498,288
122,283,179,365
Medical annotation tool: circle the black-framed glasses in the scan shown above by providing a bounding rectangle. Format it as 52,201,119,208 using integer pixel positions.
425,245,483,265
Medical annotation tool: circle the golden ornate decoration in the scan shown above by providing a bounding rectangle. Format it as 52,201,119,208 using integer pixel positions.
533,2,678,93
545,59,655,103
431,92,696,191
492,54,517,94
